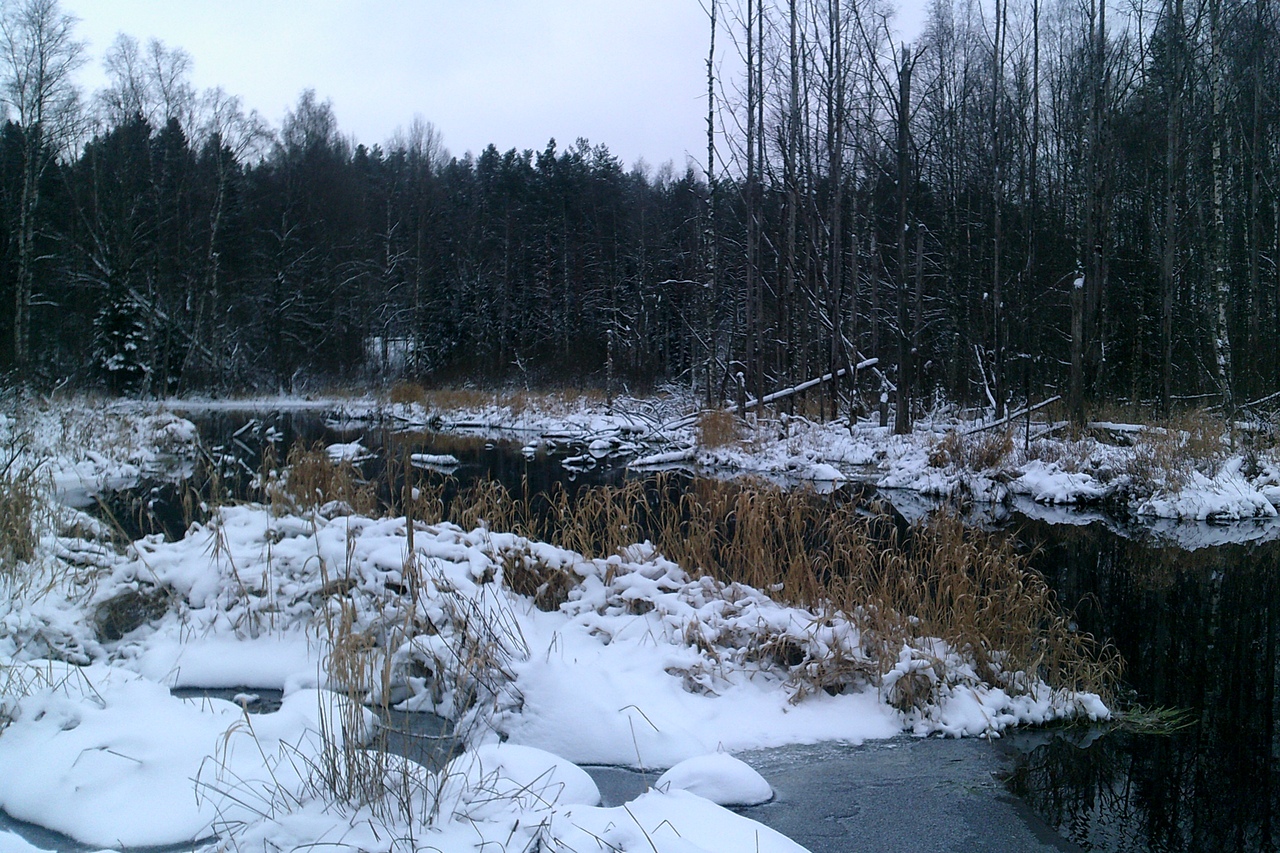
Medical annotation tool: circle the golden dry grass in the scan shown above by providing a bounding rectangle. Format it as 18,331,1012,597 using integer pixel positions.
430,474,1119,702
929,430,1015,471
1116,410,1227,492
271,442,377,515
696,408,741,448
0,444,43,573
387,381,429,406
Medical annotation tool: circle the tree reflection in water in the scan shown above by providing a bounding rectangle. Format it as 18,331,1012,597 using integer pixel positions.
1006,518,1279,852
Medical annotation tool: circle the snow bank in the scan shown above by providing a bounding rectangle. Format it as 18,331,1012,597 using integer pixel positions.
326,440,369,462
0,492,1109,850
1011,459,1110,504
436,742,602,819
1134,457,1278,521
547,789,809,852
0,666,371,847
0,833,52,853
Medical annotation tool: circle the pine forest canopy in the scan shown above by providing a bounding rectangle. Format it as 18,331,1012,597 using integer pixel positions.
0,0,1276,427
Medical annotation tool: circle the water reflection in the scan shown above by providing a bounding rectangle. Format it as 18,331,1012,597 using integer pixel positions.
1011,518,1280,852
94,409,630,542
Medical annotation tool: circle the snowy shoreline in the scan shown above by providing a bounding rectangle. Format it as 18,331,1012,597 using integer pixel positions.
158,389,1280,524
0,392,1268,851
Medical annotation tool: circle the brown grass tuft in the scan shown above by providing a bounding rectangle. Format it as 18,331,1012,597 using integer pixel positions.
388,382,429,406
423,388,497,412
929,430,1014,471
498,546,578,611
0,442,42,572
273,442,377,515
696,408,741,448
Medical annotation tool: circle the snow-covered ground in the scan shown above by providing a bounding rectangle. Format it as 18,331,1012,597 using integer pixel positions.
1,391,1268,851
0,394,1131,845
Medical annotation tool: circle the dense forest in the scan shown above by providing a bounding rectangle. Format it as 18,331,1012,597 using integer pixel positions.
1,0,1278,428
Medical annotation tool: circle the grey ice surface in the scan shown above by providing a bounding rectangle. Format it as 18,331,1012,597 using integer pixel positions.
734,736,1082,853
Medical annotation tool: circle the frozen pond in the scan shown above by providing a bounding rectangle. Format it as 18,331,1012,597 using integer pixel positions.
57,407,1280,852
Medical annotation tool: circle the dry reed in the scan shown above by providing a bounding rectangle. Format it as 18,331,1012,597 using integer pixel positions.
0,444,41,571
696,408,741,448
929,429,1015,471
388,381,429,406
271,442,377,516
431,474,1119,702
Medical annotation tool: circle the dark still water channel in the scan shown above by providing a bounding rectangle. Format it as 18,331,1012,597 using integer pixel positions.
102,407,1280,852
1006,519,1280,852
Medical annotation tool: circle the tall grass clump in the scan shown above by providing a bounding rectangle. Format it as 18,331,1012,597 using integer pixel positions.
388,381,429,407
696,408,741,448
929,429,1015,471
434,473,1119,703
833,513,1119,699
1118,410,1228,493
298,465,531,827
270,442,377,515
0,436,44,574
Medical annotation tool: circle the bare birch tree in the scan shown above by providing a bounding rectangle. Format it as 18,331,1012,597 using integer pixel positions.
0,0,84,368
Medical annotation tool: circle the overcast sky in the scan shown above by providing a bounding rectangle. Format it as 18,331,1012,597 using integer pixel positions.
67,1,926,170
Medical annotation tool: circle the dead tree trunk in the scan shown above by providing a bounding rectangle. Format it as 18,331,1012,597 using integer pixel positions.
893,45,914,435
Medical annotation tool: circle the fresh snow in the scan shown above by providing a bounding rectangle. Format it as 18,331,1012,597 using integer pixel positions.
0,833,51,853
0,488,1106,850
654,753,773,805
545,788,809,852
4,392,1275,851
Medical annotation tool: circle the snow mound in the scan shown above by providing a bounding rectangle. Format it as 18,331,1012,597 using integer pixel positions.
437,743,601,820
0,667,372,848
0,832,52,853
1132,456,1278,521
1012,459,1110,504
547,788,809,852
326,440,368,462
655,753,773,806
411,452,460,468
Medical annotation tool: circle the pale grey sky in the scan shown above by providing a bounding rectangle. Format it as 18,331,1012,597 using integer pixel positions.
67,1,927,169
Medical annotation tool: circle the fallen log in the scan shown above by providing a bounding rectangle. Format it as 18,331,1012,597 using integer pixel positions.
726,360,878,414
960,395,1062,436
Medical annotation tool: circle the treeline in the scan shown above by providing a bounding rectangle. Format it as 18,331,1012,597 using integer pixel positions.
2,0,1279,425
0,1,713,393
714,0,1280,427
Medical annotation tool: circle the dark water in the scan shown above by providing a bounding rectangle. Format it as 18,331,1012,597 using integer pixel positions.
84,408,1280,852
93,409,630,542
1005,519,1280,852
